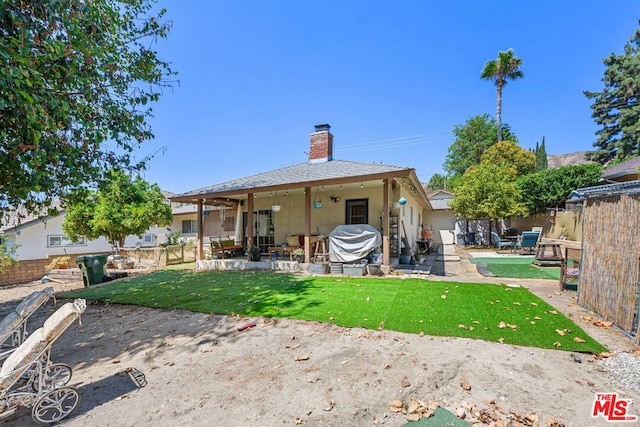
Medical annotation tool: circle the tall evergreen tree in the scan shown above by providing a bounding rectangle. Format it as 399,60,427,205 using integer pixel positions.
536,137,548,171
584,21,640,164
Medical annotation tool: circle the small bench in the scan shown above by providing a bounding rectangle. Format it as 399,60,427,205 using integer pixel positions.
210,237,244,259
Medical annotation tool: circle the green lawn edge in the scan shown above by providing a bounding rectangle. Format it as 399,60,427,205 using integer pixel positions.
62,270,607,354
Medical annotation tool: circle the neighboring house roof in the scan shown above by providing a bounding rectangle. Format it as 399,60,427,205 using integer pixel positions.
426,189,453,211
428,198,452,211
1,200,64,234
425,189,453,198
601,156,640,182
573,180,640,199
173,159,424,201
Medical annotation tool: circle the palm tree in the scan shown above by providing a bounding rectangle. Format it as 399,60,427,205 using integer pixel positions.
481,49,524,142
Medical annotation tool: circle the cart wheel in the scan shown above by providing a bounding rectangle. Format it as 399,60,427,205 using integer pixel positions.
32,363,72,391
32,386,80,424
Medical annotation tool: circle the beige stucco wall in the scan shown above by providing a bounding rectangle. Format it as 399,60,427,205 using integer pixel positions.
239,182,428,250
510,210,583,241
423,210,456,245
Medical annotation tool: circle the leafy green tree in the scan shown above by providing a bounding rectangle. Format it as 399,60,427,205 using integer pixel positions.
481,141,536,177
426,173,449,190
62,170,172,247
0,241,18,273
535,137,548,171
0,0,176,221
481,49,524,142
449,163,527,231
584,22,640,164
444,114,518,177
517,164,603,215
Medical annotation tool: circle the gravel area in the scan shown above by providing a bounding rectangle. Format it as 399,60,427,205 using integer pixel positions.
595,351,640,395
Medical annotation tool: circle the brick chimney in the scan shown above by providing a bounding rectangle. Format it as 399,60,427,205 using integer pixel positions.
309,124,333,163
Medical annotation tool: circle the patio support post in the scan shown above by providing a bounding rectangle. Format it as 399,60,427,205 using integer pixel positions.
247,193,254,248
197,199,204,260
304,186,311,263
382,179,390,272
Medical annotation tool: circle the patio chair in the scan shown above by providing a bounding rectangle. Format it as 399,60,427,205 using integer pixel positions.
490,232,516,253
517,231,540,255
0,287,55,363
0,299,86,424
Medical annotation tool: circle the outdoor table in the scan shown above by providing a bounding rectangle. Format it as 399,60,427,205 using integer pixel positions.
268,247,295,261
533,242,562,266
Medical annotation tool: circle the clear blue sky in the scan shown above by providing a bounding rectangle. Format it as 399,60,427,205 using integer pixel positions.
139,1,640,194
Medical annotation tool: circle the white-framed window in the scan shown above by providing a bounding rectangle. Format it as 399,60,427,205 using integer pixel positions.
47,235,86,247
182,219,197,234
143,234,155,244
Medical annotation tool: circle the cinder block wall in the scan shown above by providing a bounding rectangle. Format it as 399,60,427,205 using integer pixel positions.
0,259,49,287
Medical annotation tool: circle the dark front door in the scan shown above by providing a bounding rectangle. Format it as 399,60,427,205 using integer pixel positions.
346,199,368,224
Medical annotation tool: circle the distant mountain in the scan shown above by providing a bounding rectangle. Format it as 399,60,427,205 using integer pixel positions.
547,151,593,168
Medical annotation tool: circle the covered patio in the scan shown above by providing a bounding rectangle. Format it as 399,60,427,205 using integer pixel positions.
170,124,432,274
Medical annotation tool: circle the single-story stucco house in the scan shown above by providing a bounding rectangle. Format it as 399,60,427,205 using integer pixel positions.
170,124,433,273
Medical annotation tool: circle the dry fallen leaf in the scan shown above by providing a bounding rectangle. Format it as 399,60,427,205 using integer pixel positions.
513,302,521,306
461,378,471,391
406,413,421,422
441,295,447,299
294,417,302,424
555,329,566,336
574,337,586,343
498,322,507,328
594,320,614,328
458,324,468,330
407,401,420,414
498,338,504,344
295,354,309,361
553,341,562,347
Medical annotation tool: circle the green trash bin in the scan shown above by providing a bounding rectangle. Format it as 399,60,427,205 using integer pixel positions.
75,254,108,287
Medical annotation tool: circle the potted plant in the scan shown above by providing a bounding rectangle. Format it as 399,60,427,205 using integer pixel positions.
46,256,69,270
292,248,305,263
247,245,261,261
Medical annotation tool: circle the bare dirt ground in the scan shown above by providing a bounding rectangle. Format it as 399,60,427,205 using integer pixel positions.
1,248,639,427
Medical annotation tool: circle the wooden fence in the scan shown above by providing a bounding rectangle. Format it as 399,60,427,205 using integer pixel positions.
163,245,198,265
578,194,640,343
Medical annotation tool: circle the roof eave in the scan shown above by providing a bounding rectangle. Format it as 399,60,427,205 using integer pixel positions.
170,169,416,203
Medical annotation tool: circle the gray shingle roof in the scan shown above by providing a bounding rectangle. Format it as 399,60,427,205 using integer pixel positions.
574,180,640,198
602,156,640,180
175,160,411,199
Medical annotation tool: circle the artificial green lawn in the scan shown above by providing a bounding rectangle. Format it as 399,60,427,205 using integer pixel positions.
62,270,606,353
469,257,561,280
